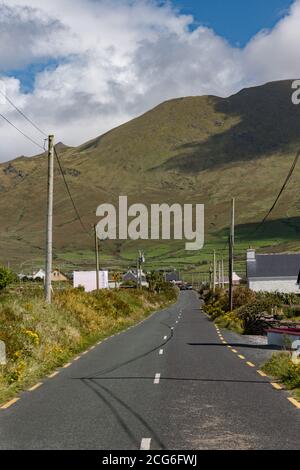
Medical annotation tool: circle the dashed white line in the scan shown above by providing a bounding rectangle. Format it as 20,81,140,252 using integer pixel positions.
28,383,43,391
154,373,161,384
163,336,167,340
159,349,164,355
48,371,59,378
140,438,152,450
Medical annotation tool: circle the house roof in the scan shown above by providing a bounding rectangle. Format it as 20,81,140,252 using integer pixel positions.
165,272,181,282
247,253,300,278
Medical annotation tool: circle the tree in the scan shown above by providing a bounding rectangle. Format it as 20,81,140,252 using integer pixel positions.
112,272,122,289
0,266,17,290
146,271,164,293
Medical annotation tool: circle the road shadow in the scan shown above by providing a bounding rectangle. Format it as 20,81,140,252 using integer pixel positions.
187,342,282,351
81,378,167,450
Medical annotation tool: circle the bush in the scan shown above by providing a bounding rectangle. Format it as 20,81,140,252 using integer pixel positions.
283,306,300,319
263,353,300,389
0,266,16,290
233,287,257,309
236,299,274,335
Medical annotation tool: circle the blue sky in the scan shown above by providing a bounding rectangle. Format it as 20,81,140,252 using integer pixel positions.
173,0,294,46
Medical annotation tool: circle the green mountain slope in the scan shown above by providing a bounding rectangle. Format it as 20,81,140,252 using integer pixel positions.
1,79,300,273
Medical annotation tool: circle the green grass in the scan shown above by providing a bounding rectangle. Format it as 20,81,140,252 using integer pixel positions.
0,286,178,405
262,353,300,400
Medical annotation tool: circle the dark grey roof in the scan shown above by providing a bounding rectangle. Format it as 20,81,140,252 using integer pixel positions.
247,253,300,278
165,272,181,282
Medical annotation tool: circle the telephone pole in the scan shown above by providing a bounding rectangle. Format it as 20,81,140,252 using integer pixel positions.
213,250,216,293
45,135,54,304
221,259,225,289
229,198,235,311
94,225,100,291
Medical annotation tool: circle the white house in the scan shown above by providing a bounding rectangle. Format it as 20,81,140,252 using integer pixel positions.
247,249,300,294
73,271,109,292
33,269,45,280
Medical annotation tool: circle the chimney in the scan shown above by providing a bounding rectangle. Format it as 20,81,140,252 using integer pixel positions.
247,248,256,262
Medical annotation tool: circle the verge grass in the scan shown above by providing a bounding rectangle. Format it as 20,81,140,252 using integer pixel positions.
0,286,177,404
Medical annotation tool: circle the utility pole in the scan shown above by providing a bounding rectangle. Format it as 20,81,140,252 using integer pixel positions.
221,259,225,289
213,250,216,293
45,135,54,304
229,198,235,311
209,263,213,290
94,225,100,291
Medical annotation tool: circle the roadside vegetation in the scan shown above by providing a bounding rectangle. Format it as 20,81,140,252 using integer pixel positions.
201,286,300,334
201,285,300,397
262,353,300,400
0,274,177,405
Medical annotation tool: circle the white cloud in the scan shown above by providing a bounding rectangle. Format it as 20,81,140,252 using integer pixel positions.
0,0,300,161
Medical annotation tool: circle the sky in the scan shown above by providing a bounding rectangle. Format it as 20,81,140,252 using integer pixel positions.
0,0,300,162
173,0,294,46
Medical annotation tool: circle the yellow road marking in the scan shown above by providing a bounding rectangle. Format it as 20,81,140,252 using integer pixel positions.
28,383,42,391
63,363,72,369
227,345,233,349
222,340,227,344
232,349,238,353
246,362,255,368
1,398,20,410
287,397,300,409
48,371,59,378
271,382,282,390
238,355,245,360
257,370,267,377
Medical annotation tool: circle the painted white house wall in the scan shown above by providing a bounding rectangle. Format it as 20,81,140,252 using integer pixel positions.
73,271,109,292
248,278,300,294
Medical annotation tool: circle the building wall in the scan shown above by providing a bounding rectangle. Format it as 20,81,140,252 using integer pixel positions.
73,271,109,292
249,279,300,294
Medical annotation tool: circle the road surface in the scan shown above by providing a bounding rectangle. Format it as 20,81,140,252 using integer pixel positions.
0,291,299,450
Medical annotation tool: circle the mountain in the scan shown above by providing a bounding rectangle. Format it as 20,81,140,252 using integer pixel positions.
1,79,300,272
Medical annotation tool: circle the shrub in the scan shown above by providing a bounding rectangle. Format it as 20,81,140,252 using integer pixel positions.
263,353,300,389
0,266,16,291
236,299,274,335
233,286,257,309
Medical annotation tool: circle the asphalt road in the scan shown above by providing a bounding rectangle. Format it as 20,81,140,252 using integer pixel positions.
0,291,299,450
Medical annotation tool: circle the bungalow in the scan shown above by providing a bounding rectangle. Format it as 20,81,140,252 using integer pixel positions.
165,271,181,283
247,249,300,294
32,269,68,282
122,269,148,287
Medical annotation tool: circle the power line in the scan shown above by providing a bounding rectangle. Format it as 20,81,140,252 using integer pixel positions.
254,148,300,235
0,89,47,137
0,111,44,151
54,146,92,239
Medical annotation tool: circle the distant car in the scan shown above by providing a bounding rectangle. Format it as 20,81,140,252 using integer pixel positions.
186,284,193,290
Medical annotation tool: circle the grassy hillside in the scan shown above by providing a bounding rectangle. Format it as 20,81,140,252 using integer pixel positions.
0,79,300,275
